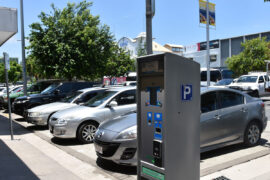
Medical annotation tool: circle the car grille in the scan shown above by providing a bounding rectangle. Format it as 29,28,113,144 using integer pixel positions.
94,139,120,157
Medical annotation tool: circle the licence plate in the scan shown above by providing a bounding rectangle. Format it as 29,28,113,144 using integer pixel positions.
95,144,103,154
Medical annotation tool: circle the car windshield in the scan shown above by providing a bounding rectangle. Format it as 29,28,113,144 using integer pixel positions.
60,91,82,103
27,83,39,92
215,79,233,86
11,87,22,93
237,76,257,83
84,91,117,107
41,83,59,94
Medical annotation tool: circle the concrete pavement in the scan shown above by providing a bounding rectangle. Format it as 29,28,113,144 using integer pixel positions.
0,114,117,180
1,96,270,179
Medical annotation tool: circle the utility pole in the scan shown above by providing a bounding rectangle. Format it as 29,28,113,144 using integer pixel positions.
20,0,27,95
206,0,210,87
146,0,155,55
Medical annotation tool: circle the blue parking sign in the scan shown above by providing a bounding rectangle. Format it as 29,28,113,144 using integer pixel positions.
181,85,192,101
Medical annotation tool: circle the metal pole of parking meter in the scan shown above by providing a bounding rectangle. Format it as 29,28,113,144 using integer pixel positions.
3,53,14,140
206,0,210,87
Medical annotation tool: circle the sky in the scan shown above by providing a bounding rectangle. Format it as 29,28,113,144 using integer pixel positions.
0,0,270,62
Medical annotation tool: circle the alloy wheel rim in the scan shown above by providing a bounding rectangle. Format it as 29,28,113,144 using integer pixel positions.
82,124,96,142
247,125,260,144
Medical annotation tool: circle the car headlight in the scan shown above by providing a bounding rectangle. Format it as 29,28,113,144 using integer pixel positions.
116,126,137,140
57,118,68,125
28,112,42,117
17,100,29,103
241,86,250,90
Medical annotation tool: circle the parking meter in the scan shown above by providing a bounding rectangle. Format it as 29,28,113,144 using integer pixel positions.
137,53,200,180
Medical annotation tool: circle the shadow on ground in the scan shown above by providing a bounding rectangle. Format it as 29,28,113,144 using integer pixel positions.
26,125,48,131
0,139,39,180
0,115,31,136
51,137,84,146
96,157,137,175
201,138,269,161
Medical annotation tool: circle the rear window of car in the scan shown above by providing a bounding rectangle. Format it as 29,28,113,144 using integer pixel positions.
201,92,218,113
219,91,244,109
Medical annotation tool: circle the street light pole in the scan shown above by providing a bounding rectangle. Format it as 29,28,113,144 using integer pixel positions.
146,0,154,55
206,0,210,87
20,0,27,96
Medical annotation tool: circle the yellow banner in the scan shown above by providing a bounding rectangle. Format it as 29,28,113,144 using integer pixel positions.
199,0,216,26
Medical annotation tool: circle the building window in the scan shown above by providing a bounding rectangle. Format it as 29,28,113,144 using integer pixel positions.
210,55,217,62
172,47,181,52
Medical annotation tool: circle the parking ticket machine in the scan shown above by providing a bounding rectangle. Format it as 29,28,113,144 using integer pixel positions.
137,53,200,180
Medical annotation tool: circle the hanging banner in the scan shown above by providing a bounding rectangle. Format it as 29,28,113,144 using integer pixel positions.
199,0,216,26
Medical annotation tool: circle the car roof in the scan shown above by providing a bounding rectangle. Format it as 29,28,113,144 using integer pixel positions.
78,87,108,93
201,87,246,95
106,86,136,92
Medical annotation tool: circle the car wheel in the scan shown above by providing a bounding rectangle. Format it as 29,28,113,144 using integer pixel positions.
77,121,98,144
244,122,261,147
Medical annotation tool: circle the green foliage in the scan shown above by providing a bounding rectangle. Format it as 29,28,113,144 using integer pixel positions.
27,1,118,80
0,62,22,84
103,45,135,79
226,37,270,76
136,38,147,57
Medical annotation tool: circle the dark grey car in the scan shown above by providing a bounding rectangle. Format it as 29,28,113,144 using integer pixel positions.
94,87,267,166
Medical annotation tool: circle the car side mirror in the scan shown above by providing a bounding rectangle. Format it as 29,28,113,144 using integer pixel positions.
75,98,83,104
54,89,60,95
107,100,118,108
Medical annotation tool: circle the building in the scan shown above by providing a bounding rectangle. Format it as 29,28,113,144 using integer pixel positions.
183,31,270,69
118,32,172,58
164,44,184,54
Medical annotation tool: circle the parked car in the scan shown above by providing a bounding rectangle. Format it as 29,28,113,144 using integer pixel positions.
27,87,107,126
3,80,61,107
49,86,136,144
0,86,23,108
12,81,97,116
228,73,270,97
94,87,267,166
212,78,234,88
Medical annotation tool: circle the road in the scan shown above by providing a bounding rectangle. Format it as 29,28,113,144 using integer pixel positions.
1,97,270,179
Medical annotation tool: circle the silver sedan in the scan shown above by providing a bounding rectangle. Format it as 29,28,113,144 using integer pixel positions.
94,87,267,166
49,86,136,144
27,87,107,126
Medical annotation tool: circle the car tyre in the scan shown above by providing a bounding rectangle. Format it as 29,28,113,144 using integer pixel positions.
77,121,98,144
244,121,261,147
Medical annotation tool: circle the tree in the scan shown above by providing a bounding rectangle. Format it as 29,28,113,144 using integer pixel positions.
0,62,22,84
226,37,270,76
136,38,147,57
27,1,116,81
103,45,135,83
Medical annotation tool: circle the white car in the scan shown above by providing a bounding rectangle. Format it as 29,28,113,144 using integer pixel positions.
27,87,107,126
228,73,270,97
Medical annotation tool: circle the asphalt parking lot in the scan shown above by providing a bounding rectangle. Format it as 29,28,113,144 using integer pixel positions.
1,97,270,179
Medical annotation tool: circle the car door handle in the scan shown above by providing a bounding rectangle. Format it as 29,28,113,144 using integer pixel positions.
241,108,247,112
214,114,220,120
